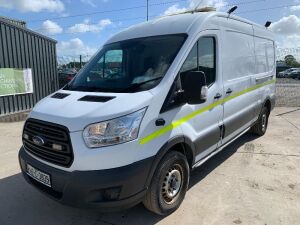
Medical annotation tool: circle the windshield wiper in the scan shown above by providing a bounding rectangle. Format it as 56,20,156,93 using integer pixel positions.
122,76,163,92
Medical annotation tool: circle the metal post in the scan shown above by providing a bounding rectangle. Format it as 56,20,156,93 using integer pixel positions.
80,55,82,68
147,0,149,21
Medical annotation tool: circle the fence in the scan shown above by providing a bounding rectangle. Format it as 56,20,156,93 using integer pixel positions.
0,18,58,116
277,48,300,61
57,55,92,70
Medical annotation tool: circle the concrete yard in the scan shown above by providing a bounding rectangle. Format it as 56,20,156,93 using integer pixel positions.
0,107,299,225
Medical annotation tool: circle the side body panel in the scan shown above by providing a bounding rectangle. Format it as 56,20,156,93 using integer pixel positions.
252,26,276,112
220,18,257,143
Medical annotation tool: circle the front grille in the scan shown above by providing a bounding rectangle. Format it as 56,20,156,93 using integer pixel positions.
23,119,73,167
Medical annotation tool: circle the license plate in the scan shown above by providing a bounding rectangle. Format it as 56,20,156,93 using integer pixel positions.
26,164,51,187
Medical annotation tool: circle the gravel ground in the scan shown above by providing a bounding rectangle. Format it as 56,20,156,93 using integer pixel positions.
276,78,300,107
0,107,300,225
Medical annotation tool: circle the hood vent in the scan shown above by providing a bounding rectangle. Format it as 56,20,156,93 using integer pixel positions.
78,95,115,102
51,93,70,99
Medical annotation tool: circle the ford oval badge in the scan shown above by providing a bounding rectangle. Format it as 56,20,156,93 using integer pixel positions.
32,136,45,146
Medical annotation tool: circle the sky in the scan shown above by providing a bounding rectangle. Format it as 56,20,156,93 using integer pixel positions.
0,0,299,63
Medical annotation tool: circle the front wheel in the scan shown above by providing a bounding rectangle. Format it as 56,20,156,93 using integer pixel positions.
251,106,269,136
143,151,190,215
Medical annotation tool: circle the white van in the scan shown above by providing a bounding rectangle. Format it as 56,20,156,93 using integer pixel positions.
19,10,276,215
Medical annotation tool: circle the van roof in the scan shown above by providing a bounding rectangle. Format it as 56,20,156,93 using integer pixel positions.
106,11,272,44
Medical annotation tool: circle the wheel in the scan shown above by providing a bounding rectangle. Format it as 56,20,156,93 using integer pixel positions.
251,106,269,136
143,151,190,215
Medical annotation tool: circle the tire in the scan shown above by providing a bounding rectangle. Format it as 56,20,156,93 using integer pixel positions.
251,106,269,136
143,151,190,215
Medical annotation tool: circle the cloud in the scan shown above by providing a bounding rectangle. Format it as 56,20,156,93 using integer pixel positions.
57,38,97,56
67,19,112,33
40,20,63,35
290,5,300,11
0,0,64,12
163,0,227,15
277,35,300,49
270,15,300,35
284,35,300,48
290,0,300,11
189,0,227,9
270,15,300,52
163,4,187,15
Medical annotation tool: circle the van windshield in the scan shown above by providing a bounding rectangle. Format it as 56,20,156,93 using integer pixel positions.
64,34,187,93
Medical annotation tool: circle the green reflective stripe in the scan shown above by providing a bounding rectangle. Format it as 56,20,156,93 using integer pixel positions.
139,79,275,145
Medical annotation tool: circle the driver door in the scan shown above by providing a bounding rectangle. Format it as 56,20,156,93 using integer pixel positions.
179,31,224,163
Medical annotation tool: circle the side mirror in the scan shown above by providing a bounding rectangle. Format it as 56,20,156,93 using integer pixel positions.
181,71,208,104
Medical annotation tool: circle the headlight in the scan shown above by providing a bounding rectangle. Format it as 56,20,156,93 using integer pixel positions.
83,108,146,148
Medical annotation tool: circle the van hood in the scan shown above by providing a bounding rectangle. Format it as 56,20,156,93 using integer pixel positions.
29,90,153,132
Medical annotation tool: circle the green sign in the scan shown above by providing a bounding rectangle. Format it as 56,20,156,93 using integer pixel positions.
0,68,33,96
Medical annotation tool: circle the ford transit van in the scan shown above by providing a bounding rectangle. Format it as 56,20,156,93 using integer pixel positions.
19,10,276,215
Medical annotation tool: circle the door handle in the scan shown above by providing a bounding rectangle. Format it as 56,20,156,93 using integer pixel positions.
214,93,222,99
226,88,233,94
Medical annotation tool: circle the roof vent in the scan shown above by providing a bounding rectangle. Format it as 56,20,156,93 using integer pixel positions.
78,95,115,102
193,7,216,13
164,6,216,17
51,93,70,99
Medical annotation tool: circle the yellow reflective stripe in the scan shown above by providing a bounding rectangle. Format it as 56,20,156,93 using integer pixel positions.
139,79,275,145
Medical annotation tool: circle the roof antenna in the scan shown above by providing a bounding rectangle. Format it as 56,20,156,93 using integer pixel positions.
265,21,272,28
227,6,238,16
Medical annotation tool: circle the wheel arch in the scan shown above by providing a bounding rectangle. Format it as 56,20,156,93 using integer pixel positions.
263,97,273,114
145,135,196,187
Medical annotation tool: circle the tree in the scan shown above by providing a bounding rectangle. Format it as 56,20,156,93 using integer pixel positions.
284,55,300,67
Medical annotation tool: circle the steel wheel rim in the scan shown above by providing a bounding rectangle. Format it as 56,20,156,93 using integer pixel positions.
161,164,183,204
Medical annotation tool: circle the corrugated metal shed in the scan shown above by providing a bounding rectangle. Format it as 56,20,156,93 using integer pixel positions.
0,16,26,28
0,17,58,115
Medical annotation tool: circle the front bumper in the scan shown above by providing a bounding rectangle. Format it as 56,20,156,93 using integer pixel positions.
19,147,154,211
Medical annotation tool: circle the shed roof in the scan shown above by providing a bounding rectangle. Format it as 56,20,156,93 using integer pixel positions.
0,16,57,43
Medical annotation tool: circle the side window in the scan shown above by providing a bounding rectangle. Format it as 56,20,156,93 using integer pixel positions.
180,43,198,73
179,37,216,86
161,44,198,113
87,49,124,81
103,50,123,78
161,37,216,112
198,37,216,86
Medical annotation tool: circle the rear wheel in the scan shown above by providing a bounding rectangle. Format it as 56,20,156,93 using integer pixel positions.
251,106,269,136
143,151,189,215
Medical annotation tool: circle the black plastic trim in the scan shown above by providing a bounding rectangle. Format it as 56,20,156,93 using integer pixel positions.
224,108,253,138
19,147,154,210
78,95,115,102
51,93,70,99
194,126,220,156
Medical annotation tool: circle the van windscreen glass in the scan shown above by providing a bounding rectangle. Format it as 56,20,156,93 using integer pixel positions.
64,34,187,93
